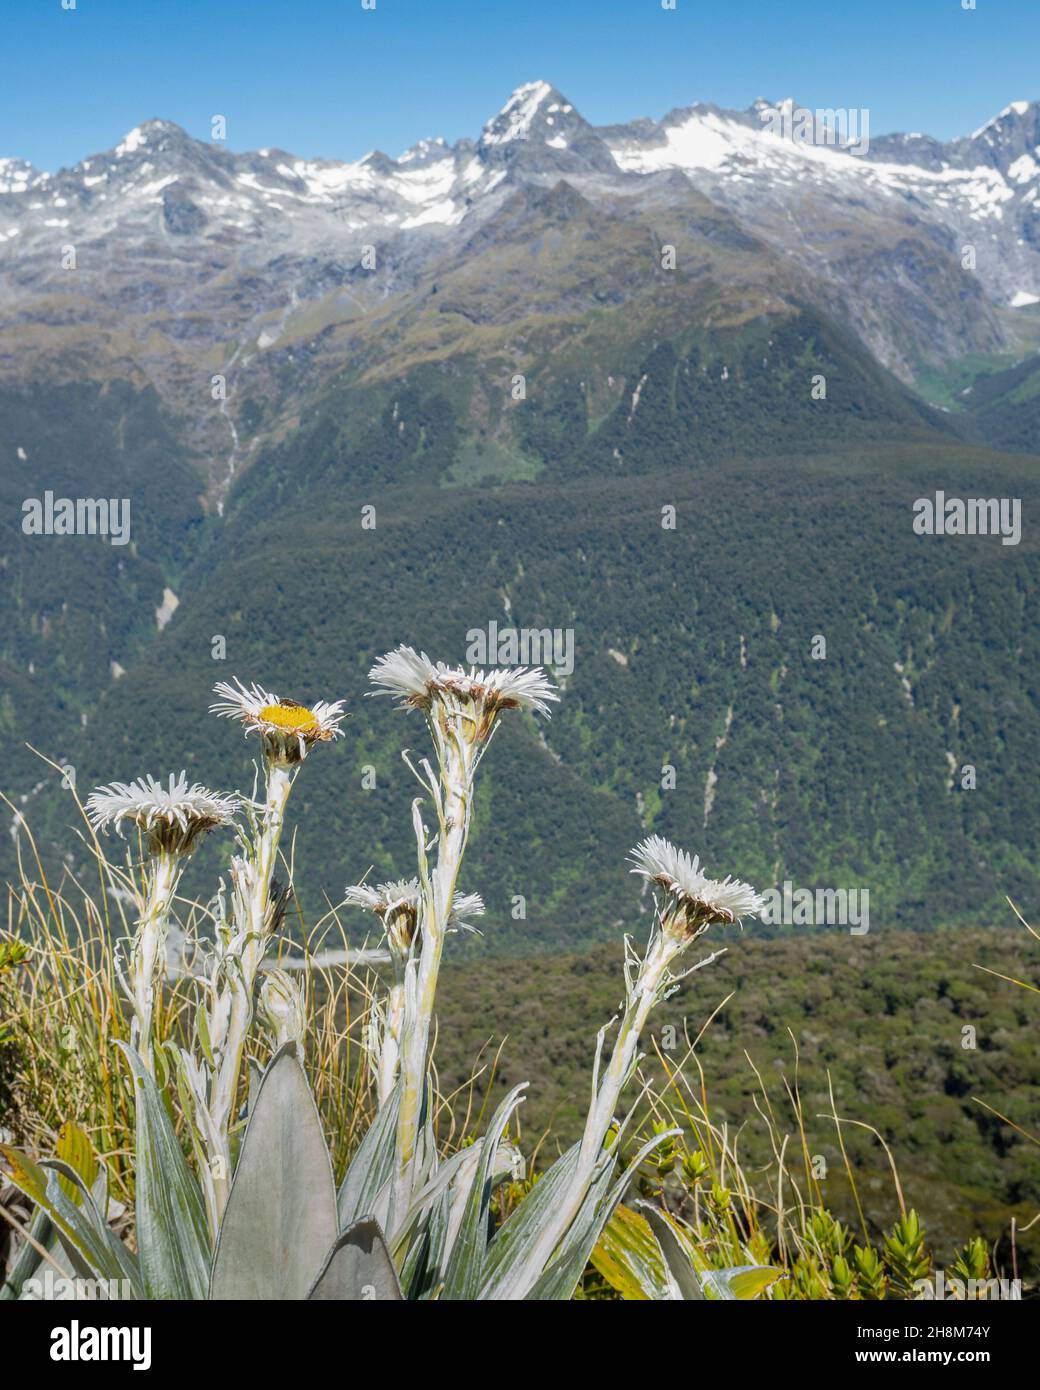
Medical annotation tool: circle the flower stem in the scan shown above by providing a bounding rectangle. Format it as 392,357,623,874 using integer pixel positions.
207,761,294,1215
391,724,473,1226
510,929,683,1294
129,849,181,1073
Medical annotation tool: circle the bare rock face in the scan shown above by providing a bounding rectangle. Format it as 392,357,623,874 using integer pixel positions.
161,183,208,236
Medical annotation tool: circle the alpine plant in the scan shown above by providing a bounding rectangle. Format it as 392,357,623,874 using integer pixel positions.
1,649,765,1302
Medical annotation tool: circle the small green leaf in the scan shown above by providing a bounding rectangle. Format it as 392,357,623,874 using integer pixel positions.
54,1122,99,1204
196,1000,214,1068
702,1264,782,1301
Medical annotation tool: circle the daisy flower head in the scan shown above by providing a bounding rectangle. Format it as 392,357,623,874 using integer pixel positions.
629,835,765,939
368,646,558,741
211,678,347,765
86,772,236,857
345,876,484,952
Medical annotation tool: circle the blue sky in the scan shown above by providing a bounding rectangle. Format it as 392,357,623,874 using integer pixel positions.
2,0,1038,169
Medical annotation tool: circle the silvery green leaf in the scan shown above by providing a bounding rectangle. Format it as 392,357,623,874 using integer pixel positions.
402,1077,439,1228
245,1056,264,1118
436,1144,484,1278
1,1147,140,1295
399,1136,519,1297
400,1187,451,1300
47,1160,133,1277
638,1203,778,1300
90,1166,114,1223
119,1043,210,1300
522,1152,614,1301
1,1205,54,1300
478,1141,580,1299
210,1041,338,1300
639,1203,704,1300
525,1130,676,1302
407,1141,479,1216
307,1219,402,1301
440,1083,526,1301
17,1234,80,1300
17,1220,131,1301
395,1139,482,1270
338,1085,399,1228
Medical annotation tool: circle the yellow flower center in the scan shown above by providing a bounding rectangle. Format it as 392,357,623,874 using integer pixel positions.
260,703,320,733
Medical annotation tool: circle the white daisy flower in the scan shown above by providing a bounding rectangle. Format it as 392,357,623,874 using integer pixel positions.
345,876,484,951
211,678,347,764
629,835,764,937
86,772,236,857
368,646,557,737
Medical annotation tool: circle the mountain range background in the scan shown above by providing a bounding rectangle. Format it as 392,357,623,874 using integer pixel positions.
2,80,1038,949
3,74,1040,1269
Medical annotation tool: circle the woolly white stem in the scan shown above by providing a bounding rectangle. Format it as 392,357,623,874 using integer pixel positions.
207,761,294,1217
376,976,406,1106
509,927,686,1295
128,849,181,1073
391,711,478,1227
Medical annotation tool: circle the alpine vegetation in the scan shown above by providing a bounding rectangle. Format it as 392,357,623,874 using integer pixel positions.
1,648,771,1301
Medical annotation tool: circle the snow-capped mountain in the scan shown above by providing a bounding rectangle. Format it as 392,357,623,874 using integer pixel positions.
1,79,1038,460
478,80,619,174
4,81,1037,260
603,94,1040,307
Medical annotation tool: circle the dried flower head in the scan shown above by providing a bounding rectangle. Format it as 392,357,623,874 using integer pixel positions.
629,835,764,939
368,646,557,740
344,877,484,952
86,773,236,857
211,679,347,765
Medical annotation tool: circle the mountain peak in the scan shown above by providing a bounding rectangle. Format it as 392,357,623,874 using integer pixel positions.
968,100,1034,140
396,135,449,166
481,81,572,146
984,99,1034,127
962,97,1040,174
112,119,190,158
478,80,618,174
